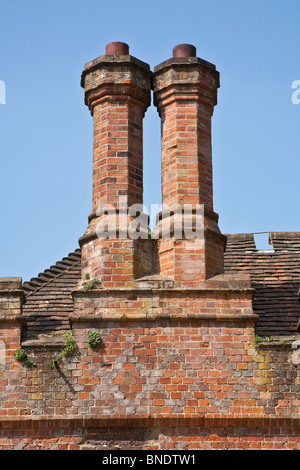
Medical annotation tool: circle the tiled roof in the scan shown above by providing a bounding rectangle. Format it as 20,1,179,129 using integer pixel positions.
22,249,81,339
224,232,300,337
22,233,300,338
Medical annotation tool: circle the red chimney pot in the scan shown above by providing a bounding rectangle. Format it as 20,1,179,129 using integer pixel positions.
105,42,129,55
173,44,196,58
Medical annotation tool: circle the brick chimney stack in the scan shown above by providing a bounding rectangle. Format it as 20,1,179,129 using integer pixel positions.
81,41,151,213
153,45,226,284
77,43,226,288
79,43,153,288
153,43,218,211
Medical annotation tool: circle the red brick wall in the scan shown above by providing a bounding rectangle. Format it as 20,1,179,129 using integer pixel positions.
0,315,300,449
0,276,299,450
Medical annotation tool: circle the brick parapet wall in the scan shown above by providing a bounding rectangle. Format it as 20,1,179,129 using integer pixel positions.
0,273,299,449
0,319,300,449
71,279,255,319
0,277,25,319
0,277,25,366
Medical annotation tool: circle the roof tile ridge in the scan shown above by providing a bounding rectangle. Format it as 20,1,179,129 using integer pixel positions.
23,250,81,298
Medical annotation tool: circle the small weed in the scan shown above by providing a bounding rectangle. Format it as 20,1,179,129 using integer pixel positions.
49,331,77,368
15,348,36,368
253,335,271,350
83,278,101,291
88,331,102,349
62,331,77,357
50,332,63,337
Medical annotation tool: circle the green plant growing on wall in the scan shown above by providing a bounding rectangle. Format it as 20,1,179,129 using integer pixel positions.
253,335,271,350
280,338,288,344
62,331,77,357
83,278,101,291
88,331,102,349
49,331,77,369
15,348,36,367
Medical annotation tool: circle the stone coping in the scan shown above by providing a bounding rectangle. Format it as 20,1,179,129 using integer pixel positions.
81,54,152,88
154,56,216,73
21,337,66,348
0,277,22,288
72,282,255,297
69,312,258,324
255,336,300,349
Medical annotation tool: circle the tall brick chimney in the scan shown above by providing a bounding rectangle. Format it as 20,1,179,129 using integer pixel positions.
153,44,226,285
79,43,154,288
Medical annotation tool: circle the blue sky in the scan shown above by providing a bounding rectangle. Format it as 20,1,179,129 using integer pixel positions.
0,0,299,282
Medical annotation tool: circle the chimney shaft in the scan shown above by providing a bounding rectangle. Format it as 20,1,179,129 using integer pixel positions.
79,44,153,288
153,47,219,211
81,44,152,214
153,46,225,284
